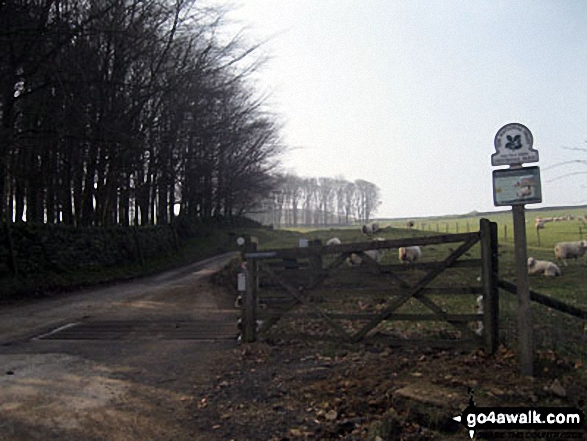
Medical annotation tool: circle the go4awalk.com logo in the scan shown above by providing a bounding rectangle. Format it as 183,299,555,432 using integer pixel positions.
452,388,584,439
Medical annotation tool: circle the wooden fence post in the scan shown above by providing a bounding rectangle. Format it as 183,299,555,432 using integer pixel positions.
244,237,258,343
310,239,323,284
536,226,541,247
504,224,508,242
480,219,499,354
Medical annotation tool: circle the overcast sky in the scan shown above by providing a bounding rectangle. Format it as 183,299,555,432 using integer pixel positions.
212,0,587,218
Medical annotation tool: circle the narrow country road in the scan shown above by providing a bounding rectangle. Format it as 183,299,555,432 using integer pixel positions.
0,252,241,441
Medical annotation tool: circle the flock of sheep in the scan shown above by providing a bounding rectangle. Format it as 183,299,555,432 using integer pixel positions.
534,214,583,230
327,222,422,267
527,239,587,277
331,222,587,278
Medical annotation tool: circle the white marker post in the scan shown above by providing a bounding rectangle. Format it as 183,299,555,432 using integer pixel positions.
492,123,541,376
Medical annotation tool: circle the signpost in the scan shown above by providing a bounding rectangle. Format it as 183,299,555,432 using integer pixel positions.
492,123,539,166
492,123,541,376
493,166,542,206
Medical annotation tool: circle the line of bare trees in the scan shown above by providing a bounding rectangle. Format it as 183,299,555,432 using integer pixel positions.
0,0,282,226
249,173,381,227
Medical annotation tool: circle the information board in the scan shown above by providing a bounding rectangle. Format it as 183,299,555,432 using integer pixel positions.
492,166,542,206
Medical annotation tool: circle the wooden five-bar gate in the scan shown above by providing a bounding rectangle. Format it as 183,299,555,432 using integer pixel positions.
240,219,499,352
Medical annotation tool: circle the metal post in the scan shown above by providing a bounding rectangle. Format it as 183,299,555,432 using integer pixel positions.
512,204,533,376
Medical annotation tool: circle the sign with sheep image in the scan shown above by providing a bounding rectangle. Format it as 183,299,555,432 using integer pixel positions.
492,166,542,206
492,123,539,166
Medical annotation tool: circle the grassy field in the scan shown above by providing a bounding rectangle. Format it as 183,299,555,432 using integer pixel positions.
231,206,586,363
382,206,587,251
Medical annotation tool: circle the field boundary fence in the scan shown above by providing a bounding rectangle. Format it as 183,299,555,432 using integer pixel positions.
497,278,586,363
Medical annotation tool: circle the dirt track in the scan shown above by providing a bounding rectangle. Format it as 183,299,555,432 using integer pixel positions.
0,252,241,441
0,252,585,440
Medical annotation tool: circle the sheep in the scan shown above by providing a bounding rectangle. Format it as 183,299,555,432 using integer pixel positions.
346,238,386,266
516,186,532,198
362,222,380,236
365,237,386,263
346,253,364,266
398,246,421,264
553,240,587,266
527,257,562,277
347,250,384,266
326,237,341,246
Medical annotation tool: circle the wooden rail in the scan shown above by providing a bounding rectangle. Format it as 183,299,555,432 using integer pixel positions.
498,279,587,320
240,219,499,353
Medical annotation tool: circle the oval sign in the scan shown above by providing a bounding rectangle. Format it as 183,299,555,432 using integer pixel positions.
492,123,538,166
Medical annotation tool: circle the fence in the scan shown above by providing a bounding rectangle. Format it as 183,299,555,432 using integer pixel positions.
240,219,499,352
498,279,587,364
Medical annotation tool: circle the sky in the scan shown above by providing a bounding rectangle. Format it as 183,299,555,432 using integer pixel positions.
209,0,587,218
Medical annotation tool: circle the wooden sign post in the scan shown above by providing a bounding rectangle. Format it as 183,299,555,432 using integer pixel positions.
512,204,533,375
492,123,541,376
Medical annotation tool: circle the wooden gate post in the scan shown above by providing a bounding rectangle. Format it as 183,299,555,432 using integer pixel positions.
310,239,323,285
244,237,258,343
480,219,499,354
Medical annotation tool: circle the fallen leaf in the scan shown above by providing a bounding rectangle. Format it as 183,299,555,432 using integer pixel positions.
289,428,302,436
550,379,566,398
325,409,338,421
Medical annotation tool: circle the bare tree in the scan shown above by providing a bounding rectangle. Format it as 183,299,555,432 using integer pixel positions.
544,145,587,183
1,0,283,226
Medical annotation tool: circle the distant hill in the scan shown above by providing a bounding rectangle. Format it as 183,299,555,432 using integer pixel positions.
377,204,587,222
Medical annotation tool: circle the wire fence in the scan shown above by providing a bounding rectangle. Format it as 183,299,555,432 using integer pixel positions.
499,288,586,365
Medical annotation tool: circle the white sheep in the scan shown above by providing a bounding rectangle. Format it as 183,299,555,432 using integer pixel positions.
535,220,545,230
553,240,587,266
365,237,386,263
326,237,341,246
516,186,532,198
362,222,380,236
346,253,364,266
398,246,421,263
527,257,562,277
346,238,386,266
